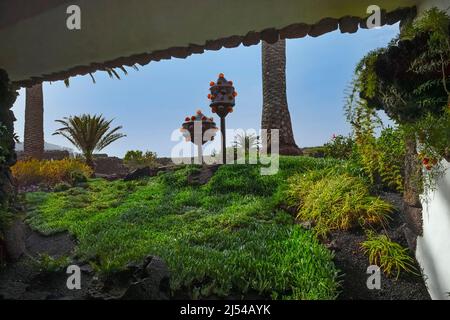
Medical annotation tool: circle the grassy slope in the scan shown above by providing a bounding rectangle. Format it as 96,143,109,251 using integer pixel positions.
24,157,344,299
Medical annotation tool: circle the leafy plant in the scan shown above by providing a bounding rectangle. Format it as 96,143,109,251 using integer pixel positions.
286,170,393,237
323,134,355,160
361,230,417,279
53,114,126,168
123,150,158,169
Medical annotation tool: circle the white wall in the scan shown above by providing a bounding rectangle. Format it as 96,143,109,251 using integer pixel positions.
416,160,450,300
414,0,450,300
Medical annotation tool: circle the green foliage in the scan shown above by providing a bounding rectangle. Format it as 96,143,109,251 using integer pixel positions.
361,231,417,279
344,80,405,192
34,253,71,273
354,8,449,162
11,158,92,188
0,123,11,165
286,170,393,237
123,150,158,169
23,157,341,300
323,135,355,160
53,114,126,167
301,146,325,158
0,208,12,241
376,127,406,192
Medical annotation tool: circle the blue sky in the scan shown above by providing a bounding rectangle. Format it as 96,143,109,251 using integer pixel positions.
12,24,399,158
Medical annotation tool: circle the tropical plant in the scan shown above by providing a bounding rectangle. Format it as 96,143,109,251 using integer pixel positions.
53,114,125,168
234,132,259,151
24,66,139,163
361,230,417,279
261,39,301,155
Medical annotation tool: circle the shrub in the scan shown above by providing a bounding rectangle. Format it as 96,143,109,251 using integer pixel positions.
123,150,158,169
286,170,393,237
12,158,92,187
323,135,355,160
361,231,417,279
376,127,405,192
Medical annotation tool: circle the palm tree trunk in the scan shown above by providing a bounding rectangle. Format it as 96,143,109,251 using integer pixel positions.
261,39,301,155
24,84,44,159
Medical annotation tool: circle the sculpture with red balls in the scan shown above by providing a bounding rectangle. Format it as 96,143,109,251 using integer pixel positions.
208,73,237,163
180,110,218,163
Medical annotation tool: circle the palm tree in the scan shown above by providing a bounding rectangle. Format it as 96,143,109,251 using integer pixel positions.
53,114,126,168
261,39,301,155
22,66,138,160
234,132,259,151
24,84,44,159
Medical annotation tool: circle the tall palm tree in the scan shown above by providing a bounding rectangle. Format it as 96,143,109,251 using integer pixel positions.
24,84,44,159
261,39,301,155
53,114,126,168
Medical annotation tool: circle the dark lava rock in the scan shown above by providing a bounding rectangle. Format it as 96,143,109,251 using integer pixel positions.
4,218,26,262
187,165,220,185
124,167,153,181
87,255,170,300
124,166,175,181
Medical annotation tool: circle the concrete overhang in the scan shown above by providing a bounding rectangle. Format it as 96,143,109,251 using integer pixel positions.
0,0,421,87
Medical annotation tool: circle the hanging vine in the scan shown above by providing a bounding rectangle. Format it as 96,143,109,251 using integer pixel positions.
348,8,450,193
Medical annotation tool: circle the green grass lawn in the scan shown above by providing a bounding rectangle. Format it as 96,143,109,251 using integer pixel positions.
23,157,353,300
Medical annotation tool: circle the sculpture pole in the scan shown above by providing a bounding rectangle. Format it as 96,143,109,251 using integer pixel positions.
208,73,237,165
220,116,226,164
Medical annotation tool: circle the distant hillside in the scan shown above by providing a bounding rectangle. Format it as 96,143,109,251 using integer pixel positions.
15,142,73,153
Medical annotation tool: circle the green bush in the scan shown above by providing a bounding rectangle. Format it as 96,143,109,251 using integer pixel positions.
361,231,417,279
286,170,393,237
323,135,355,160
11,158,92,187
123,150,158,169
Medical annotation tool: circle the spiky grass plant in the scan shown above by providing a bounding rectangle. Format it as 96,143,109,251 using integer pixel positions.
286,170,393,237
361,231,417,279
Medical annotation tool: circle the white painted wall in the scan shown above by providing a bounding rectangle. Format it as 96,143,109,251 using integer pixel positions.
416,160,450,300
414,0,450,300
